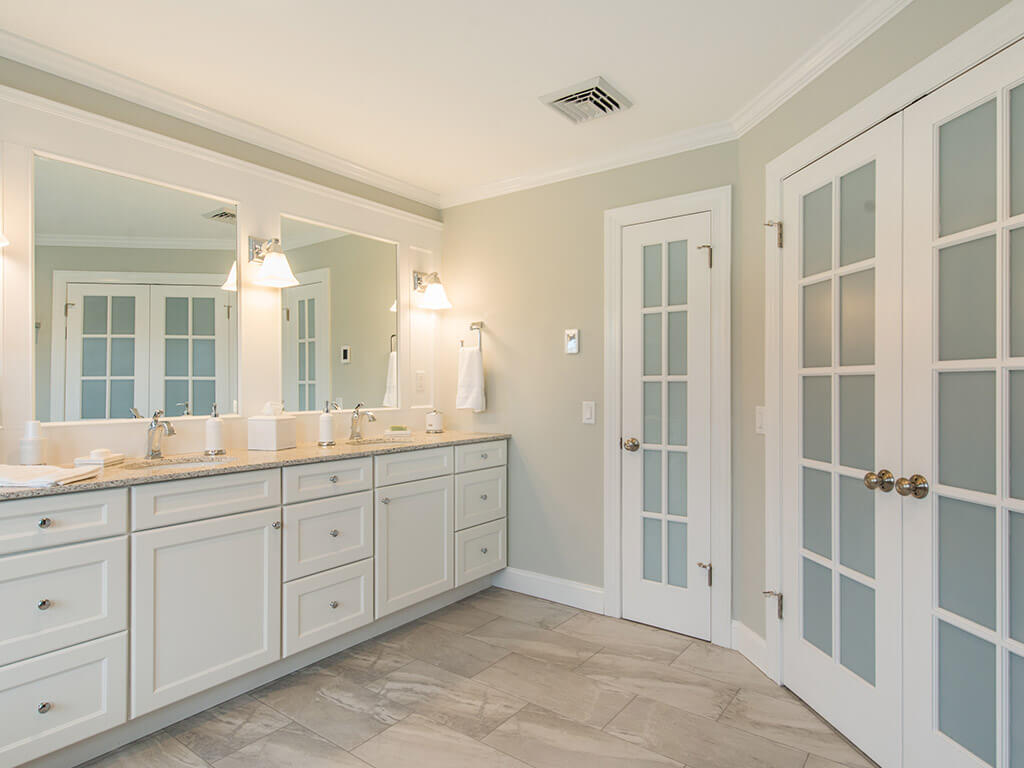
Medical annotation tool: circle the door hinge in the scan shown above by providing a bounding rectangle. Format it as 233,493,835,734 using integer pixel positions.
765,220,783,248
763,589,784,620
698,244,712,268
64,301,75,317
283,307,291,322
698,561,712,587
225,305,231,320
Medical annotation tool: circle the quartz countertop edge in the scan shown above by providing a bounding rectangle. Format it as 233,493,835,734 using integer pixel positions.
0,431,510,501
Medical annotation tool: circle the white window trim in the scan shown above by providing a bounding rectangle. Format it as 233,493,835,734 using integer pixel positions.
603,184,732,648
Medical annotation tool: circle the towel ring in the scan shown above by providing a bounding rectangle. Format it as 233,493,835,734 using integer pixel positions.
459,321,484,350
390,333,397,352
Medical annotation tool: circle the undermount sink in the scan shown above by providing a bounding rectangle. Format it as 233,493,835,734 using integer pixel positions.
122,455,238,471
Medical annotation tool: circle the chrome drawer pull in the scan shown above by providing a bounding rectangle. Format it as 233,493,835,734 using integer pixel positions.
480,494,488,501
37,702,52,714
38,517,52,529
37,599,52,611
481,547,489,554
329,529,339,537
329,600,339,609
271,521,282,530
329,475,339,484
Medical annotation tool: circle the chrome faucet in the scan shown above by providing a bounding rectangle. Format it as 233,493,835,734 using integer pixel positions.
350,403,376,440
145,410,176,459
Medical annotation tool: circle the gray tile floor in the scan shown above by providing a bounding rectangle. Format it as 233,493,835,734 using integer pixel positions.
82,588,878,768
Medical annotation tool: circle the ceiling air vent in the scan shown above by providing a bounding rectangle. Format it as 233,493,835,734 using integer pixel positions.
202,207,237,223
542,76,632,124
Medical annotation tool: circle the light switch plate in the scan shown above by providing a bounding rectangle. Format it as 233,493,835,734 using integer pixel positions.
415,370,426,393
582,400,596,424
755,405,767,435
565,329,579,354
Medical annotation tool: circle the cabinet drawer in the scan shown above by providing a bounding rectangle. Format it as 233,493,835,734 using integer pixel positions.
0,537,128,666
283,558,373,657
0,632,127,767
455,466,507,530
284,492,372,581
283,458,372,504
455,518,506,586
131,469,281,530
0,489,128,556
455,440,507,473
375,447,453,486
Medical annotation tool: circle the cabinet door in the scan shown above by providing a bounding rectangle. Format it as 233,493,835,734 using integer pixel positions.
375,476,453,618
131,507,281,716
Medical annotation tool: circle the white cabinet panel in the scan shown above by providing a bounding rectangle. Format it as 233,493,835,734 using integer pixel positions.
283,492,372,581
0,489,127,555
455,466,507,530
131,507,281,716
374,447,453,487
131,469,281,530
455,518,507,586
0,537,127,666
375,476,453,617
0,632,127,767
455,440,507,473
282,457,372,504
283,558,373,657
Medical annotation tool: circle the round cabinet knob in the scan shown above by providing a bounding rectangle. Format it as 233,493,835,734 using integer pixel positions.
271,521,282,530
481,453,489,460
329,529,339,538
380,497,391,505
329,475,339,484
329,600,339,609
623,438,640,452
863,469,895,493
481,547,489,554
38,517,52,529
37,599,51,611
896,474,929,499
480,494,488,501
37,702,52,714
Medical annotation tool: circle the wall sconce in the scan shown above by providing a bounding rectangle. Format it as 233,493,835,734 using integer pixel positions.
221,262,238,292
389,300,397,313
0,231,9,248
249,237,299,288
412,271,452,310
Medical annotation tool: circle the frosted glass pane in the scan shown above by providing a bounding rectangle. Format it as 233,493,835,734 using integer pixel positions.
109,338,134,377
667,521,687,587
801,467,831,558
938,621,996,766
939,100,996,237
939,236,996,360
82,296,107,335
165,297,188,335
644,450,661,514
306,384,316,410
192,379,215,417
1011,228,1024,357
839,375,874,471
802,183,832,277
108,380,134,419
668,240,687,306
308,342,316,380
802,376,831,462
81,380,106,419
110,296,135,334
839,161,875,267
643,518,661,582
668,382,686,446
839,576,875,685
839,270,874,366
1013,84,1024,217
192,340,215,378
839,474,875,578
298,342,307,380
307,298,316,338
82,338,106,377
1012,653,1024,768
298,383,306,412
192,297,215,336
668,452,687,517
165,381,188,416
644,314,661,375
643,382,661,444
165,339,188,377
668,311,686,375
938,496,996,630
1012,371,1024,500
1012,511,1024,643
802,558,832,656
803,280,831,368
939,371,996,493
643,244,662,308
298,299,307,340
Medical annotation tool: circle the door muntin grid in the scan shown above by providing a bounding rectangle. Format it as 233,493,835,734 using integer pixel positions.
163,295,217,417
80,293,138,419
297,297,318,411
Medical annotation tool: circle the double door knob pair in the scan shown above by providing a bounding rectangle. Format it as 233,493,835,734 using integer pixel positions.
863,469,929,499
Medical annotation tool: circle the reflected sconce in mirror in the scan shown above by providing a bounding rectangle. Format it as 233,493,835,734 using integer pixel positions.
248,236,299,288
221,262,237,292
0,231,9,248
389,300,397,313
412,270,452,310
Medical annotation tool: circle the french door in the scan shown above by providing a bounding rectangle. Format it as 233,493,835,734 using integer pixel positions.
282,271,331,412
621,212,712,639
780,114,903,768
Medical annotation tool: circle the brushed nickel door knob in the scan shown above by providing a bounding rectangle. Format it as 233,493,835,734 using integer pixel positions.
329,529,339,537
863,469,895,492
896,474,929,499
37,702,52,714
329,600,339,609
37,599,51,610
38,517,52,529
623,438,640,452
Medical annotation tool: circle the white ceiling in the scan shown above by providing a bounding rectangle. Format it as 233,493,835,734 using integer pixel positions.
0,1,908,208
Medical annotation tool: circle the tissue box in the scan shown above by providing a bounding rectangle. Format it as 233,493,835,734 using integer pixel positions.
247,414,296,451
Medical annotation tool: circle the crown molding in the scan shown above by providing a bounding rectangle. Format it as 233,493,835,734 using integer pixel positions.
0,31,442,210
36,233,236,250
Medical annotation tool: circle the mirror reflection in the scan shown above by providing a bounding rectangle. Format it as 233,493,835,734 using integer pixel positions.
34,157,239,421
280,217,397,411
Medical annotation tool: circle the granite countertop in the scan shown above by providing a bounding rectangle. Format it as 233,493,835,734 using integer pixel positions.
0,431,510,501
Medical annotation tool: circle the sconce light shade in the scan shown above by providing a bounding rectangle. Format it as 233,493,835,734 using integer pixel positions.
412,270,453,310
389,300,397,313
221,262,238,292
0,231,9,248
248,237,299,288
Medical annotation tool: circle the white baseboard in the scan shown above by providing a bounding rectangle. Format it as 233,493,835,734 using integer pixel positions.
732,619,771,678
491,567,605,613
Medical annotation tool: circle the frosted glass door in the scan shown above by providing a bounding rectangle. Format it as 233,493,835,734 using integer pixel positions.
621,212,712,639
779,114,902,768
903,39,1024,768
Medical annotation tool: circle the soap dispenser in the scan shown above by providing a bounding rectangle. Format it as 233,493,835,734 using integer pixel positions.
318,401,339,447
205,403,226,456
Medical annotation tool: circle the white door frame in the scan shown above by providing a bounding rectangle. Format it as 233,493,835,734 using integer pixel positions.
603,185,732,647
763,3,1024,682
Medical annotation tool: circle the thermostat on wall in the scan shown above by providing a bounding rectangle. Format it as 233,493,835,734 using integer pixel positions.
340,345,351,364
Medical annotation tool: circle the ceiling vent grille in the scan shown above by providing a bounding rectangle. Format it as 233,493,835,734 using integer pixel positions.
542,76,632,124
202,207,237,223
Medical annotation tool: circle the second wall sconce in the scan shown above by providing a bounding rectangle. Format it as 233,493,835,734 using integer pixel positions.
249,237,299,288
413,270,452,310
0,231,9,248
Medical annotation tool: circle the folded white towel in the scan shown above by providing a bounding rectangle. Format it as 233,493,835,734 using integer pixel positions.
382,350,397,408
0,464,100,488
456,345,486,412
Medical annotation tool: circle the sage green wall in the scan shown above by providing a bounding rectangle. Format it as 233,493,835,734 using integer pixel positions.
440,0,1010,636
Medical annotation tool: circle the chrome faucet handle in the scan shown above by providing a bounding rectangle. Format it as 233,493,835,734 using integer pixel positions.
129,408,143,419
176,401,191,416
151,409,165,423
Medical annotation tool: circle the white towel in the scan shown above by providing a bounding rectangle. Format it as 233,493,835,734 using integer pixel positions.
0,464,100,488
456,345,486,412
382,351,398,408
